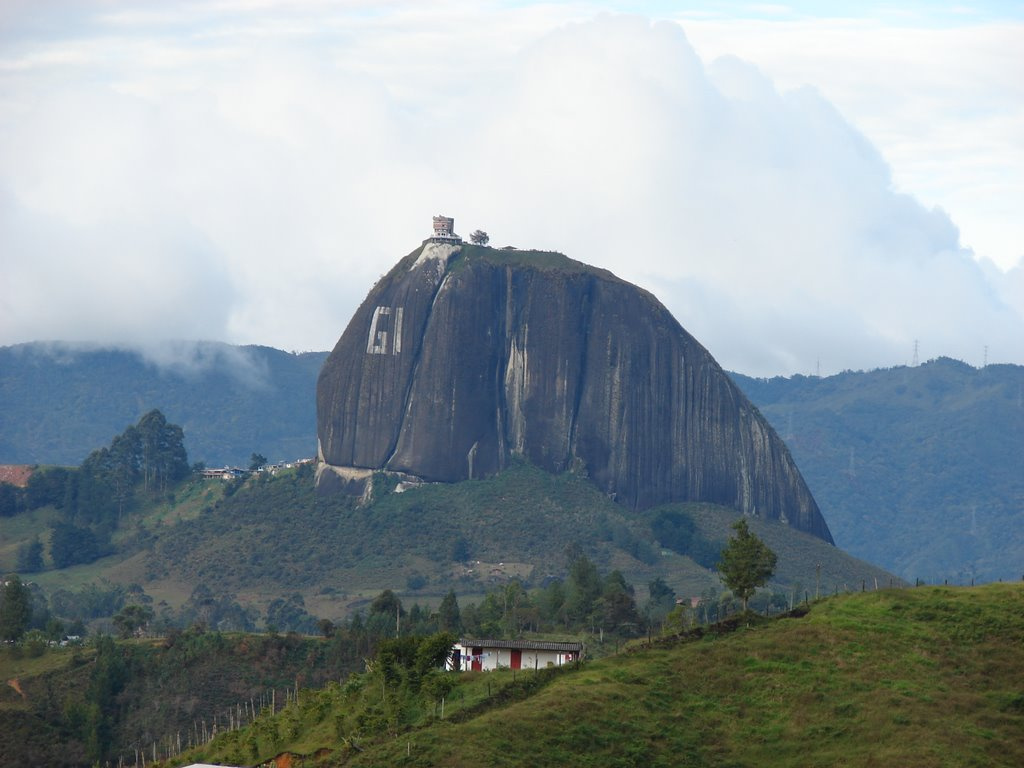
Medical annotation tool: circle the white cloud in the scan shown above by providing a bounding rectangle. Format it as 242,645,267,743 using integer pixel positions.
678,16,1024,271
0,3,1020,375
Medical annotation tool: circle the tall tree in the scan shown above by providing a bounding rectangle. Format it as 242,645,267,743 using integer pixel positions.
716,519,778,612
16,537,44,573
77,448,118,524
0,574,32,642
107,427,142,517
598,570,640,633
84,634,127,763
137,409,189,495
112,604,154,639
50,521,103,569
25,467,72,511
563,554,601,626
438,589,461,633
0,482,20,517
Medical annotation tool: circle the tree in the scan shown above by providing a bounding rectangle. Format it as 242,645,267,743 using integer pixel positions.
597,571,640,633
0,482,20,517
451,537,470,562
137,409,189,495
85,634,127,763
0,574,32,642
370,589,404,619
438,589,461,633
112,604,154,639
469,230,489,246
651,509,695,554
563,554,601,626
16,537,44,573
265,593,318,634
77,448,120,524
317,618,336,638
716,519,778,612
26,467,72,511
644,577,676,629
249,453,268,471
49,521,103,569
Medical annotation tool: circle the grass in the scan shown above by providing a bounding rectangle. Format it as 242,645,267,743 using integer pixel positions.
159,583,1024,768
354,584,1023,767
0,505,58,571
452,244,618,280
0,645,89,704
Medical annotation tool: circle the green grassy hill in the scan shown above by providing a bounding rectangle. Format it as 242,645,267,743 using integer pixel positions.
176,582,1024,768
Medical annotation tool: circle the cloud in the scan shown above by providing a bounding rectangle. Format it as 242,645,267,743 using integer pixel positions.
455,15,1022,373
678,15,1024,272
14,338,271,388
0,5,1020,376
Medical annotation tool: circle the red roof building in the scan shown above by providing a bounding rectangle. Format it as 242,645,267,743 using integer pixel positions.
0,465,34,487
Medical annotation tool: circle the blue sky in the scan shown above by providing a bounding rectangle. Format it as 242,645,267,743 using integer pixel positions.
0,1,1020,375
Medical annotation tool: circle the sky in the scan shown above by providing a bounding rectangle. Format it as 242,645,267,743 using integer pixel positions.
0,1,1021,377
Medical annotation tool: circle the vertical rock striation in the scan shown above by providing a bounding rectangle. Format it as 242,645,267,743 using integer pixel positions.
317,242,833,544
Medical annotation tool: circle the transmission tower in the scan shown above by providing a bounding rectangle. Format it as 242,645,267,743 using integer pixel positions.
912,339,919,367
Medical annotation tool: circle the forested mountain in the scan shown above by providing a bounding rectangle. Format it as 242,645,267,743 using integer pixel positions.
733,358,1024,583
2,342,1021,582
0,342,326,467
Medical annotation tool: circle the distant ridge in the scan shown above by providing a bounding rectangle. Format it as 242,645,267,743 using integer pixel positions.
0,341,327,467
2,341,1020,583
732,357,1024,583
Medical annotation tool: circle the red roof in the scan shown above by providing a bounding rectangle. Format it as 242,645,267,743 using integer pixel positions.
0,465,34,487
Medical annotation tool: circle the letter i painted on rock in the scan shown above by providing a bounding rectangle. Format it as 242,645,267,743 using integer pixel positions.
366,306,404,355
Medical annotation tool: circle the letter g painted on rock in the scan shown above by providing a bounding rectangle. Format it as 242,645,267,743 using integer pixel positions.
366,306,404,355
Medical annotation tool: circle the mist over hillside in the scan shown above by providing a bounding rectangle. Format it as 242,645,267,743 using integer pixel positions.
1,342,1021,582
0,342,326,467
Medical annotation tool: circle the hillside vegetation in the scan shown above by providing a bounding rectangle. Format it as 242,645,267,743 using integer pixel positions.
3,456,893,628
3,343,1020,582
172,583,1024,768
733,357,1024,582
0,630,365,766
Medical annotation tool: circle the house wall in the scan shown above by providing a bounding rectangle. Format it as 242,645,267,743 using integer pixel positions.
451,643,578,671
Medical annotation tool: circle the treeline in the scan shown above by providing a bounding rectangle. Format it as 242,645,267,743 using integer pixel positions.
321,552,682,645
3,551,786,653
0,573,85,648
2,409,190,570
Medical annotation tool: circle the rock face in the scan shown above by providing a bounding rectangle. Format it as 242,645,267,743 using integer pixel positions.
317,242,834,544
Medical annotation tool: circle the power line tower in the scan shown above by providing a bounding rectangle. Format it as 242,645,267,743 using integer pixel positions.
912,339,919,367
